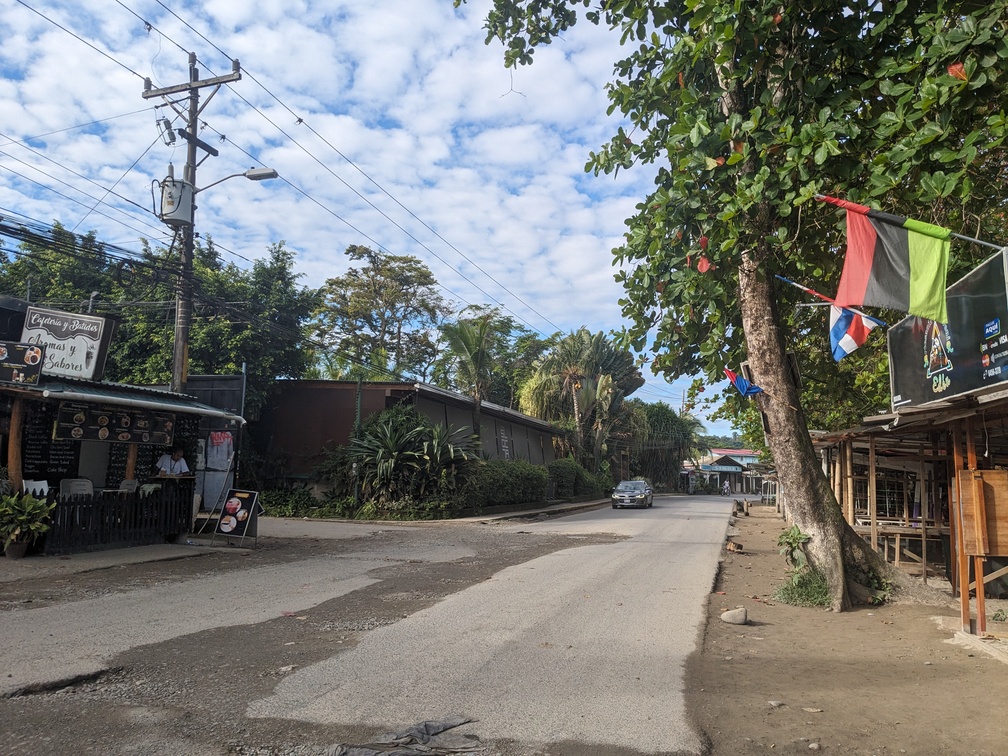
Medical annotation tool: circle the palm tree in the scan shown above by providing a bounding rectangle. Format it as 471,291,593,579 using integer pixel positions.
519,328,643,468
440,313,497,435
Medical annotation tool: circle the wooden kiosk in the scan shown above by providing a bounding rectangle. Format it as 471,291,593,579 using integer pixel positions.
816,247,1008,635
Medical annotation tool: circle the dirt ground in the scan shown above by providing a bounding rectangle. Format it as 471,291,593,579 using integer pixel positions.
686,505,1008,755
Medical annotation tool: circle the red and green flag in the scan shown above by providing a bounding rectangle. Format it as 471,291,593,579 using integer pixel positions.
818,195,951,323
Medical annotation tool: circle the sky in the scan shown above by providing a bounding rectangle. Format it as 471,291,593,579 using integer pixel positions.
0,0,738,437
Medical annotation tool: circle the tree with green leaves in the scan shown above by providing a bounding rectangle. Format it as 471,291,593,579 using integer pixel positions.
464,0,1008,608
519,327,643,468
313,246,451,380
1,226,318,418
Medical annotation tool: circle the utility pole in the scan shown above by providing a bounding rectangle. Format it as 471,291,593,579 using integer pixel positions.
143,54,241,392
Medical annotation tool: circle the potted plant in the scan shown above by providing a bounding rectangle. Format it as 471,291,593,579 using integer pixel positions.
0,491,56,559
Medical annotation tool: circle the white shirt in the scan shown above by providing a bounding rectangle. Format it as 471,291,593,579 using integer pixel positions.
156,453,190,476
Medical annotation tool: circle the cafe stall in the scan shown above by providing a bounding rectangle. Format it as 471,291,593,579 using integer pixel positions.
0,297,244,554
2,377,244,554
814,247,1008,636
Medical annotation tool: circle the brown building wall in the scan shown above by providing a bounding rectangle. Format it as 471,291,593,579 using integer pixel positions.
259,381,557,477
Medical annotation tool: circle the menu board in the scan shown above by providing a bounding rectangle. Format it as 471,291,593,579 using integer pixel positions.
0,341,45,386
53,401,175,445
216,489,261,538
22,403,79,479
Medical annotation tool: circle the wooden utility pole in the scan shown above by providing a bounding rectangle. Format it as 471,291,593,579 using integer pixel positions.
143,54,241,392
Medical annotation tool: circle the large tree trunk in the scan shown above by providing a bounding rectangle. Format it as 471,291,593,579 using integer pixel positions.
737,250,897,611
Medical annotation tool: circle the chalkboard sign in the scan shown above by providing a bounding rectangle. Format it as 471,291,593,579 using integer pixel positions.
216,489,261,539
22,403,79,480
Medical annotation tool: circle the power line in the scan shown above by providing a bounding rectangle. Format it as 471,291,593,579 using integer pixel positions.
121,1,564,335
14,0,147,81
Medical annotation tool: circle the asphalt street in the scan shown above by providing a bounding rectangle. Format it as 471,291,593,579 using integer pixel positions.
1,494,732,754
249,496,732,753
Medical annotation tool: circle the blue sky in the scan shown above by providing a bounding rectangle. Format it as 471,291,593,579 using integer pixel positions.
0,0,738,436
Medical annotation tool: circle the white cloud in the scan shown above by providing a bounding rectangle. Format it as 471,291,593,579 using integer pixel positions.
0,0,734,434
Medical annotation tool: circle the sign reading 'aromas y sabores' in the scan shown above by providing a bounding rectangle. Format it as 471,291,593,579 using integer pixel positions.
20,306,108,380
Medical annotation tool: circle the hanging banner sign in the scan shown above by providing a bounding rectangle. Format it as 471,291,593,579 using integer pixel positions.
20,306,110,380
889,249,1008,409
54,401,175,445
0,341,45,385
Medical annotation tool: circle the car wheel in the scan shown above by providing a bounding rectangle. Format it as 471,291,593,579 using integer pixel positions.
612,504,617,509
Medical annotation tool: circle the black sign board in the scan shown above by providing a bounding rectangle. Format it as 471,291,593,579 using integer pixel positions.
889,249,1008,409
22,403,79,479
215,489,261,538
0,341,45,386
54,401,175,445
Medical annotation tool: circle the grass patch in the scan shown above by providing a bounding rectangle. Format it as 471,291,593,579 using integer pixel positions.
773,568,831,607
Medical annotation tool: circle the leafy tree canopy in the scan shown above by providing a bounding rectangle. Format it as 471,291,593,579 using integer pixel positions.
467,0,1008,428
313,245,452,380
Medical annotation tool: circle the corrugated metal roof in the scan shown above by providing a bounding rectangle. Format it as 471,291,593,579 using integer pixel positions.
3,377,244,424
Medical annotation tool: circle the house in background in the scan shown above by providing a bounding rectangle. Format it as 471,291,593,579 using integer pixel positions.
696,448,763,494
253,380,562,481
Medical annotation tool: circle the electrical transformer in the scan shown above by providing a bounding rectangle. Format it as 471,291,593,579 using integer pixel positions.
160,176,194,227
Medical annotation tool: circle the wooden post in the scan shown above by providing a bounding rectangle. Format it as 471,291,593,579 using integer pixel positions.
965,418,987,634
845,440,855,524
834,447,842,520
125,443,138,481
920,459,928,585
6,396,26,491
946,430,958,594
952,422,971,633
869,435,878,551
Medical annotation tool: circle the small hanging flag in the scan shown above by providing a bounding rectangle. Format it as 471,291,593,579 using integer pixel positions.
816,195,951,323
829,306,884,361
724,368,763,397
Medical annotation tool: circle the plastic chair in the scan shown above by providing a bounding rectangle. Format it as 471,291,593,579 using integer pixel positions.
60,478,93,497
22,479,49,497
117,479,138,493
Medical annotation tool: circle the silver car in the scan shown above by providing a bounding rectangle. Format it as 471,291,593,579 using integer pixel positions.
611,480,653,509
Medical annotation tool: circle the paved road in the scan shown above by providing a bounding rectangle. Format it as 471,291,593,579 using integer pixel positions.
1,494,731,754
250,495,731,753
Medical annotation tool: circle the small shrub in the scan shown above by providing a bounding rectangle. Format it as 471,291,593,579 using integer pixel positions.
774,568,830,607
466,459,548,510
548,458,579,498
259,486,321,518
778,525,812,575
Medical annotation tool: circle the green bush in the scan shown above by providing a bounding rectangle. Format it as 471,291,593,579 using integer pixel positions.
259,486,314,517
547,457,580,498
465,459,548,509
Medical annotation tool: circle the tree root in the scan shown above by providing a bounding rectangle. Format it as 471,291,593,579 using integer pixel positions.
846,579,889,606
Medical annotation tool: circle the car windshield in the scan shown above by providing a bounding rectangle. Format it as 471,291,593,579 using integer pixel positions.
616,481,646,492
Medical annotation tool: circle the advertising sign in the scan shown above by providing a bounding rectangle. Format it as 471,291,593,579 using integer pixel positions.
0,341,45,386
215,489,261,538
20,306,108,380
54,401,175,445
889,249,1008,409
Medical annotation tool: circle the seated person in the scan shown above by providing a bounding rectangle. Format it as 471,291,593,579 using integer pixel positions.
155,445,190,477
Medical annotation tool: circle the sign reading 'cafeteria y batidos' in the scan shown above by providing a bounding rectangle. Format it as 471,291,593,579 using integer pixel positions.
20,306,107,380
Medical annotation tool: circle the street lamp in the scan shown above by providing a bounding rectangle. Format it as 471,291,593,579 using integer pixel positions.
195,167,280,195
158,164,278,392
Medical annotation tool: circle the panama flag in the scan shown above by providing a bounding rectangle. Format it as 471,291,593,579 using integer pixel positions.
818,195,951,323
829,305,883,361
